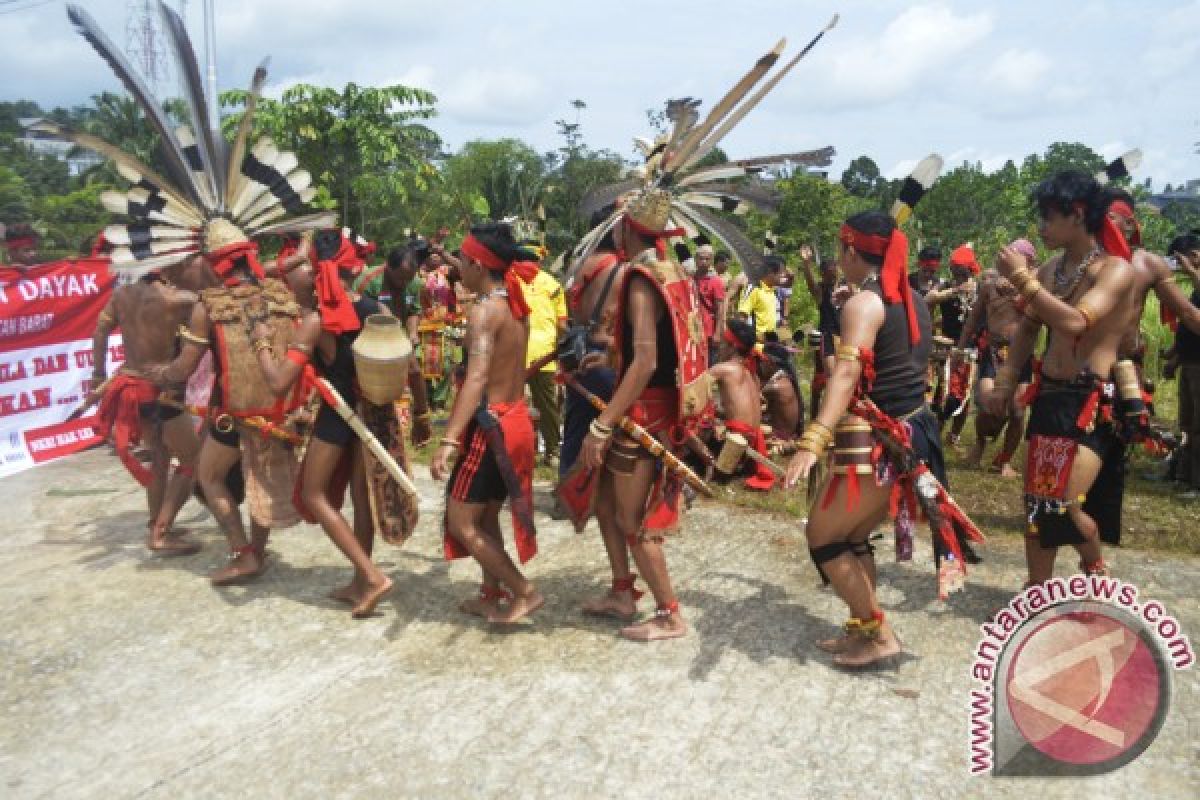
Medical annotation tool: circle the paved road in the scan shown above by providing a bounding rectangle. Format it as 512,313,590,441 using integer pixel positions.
1,449,1196,798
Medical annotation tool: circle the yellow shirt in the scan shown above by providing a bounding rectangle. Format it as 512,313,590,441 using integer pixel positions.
523,269,567,371
738,280,777,339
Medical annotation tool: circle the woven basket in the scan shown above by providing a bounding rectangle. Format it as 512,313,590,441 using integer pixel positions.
353,314,413,405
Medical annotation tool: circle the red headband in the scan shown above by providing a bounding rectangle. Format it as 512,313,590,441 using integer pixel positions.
1108,200,1142,247
209,241,265,286
1075,201,1133,261
5,235,37,249
461,233,539,319
918,258,940,268
622,213,685,260
840,223,921,346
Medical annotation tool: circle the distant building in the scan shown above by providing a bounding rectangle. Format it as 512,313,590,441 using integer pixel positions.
1148,178,1200,211
17,118,103,177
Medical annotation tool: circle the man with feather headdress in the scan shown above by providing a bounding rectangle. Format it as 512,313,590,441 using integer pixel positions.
560,24,840,638
52,2,338,583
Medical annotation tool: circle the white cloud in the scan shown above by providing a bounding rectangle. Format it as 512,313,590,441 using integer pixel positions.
813,4,993,106
439,69,550,126
985,49,1051,94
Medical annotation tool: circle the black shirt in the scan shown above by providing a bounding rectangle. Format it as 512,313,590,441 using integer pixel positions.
866,282,932,418
1176,290,1200,364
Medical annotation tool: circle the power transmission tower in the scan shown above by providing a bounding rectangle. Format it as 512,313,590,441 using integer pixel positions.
125,0,169,93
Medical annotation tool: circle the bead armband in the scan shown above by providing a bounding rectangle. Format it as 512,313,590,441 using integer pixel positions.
834,344,861,363
797,420,833,458
589,419,614,440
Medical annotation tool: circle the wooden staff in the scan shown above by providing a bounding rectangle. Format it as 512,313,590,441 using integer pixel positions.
561,374,713,498
313,377,419,500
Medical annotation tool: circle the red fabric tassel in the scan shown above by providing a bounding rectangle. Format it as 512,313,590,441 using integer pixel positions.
1075,388,1101,430
726,419,774,491
92,375,160,488
1098,214,1132,261
314,257,361,334
845,467,860,511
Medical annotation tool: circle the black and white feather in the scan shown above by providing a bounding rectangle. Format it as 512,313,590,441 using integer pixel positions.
568,20,838,285
1095,149,1143,186
60,2,329,276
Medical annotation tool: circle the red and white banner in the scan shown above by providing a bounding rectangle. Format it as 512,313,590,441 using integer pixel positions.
0,258,122,477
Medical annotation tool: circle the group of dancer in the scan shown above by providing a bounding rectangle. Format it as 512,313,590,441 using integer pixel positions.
27,7,1200,668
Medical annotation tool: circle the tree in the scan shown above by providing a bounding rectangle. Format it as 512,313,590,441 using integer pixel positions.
840,155,883,199
0,165,32,223
220,82,440,236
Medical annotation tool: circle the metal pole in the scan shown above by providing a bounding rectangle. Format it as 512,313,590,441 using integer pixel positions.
203,0,219,124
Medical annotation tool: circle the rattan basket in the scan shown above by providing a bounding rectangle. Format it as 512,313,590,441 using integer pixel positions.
352,314,413,405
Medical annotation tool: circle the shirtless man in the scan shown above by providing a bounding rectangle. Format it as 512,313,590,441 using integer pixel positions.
90,256,214,554
1091,189,1200,545
709,319,775,490
430,222,543,625
961,239,1037,477
984,170,1138,582
760,341,804,439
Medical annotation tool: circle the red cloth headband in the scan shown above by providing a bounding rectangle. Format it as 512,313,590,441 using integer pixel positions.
840,223,920,347
209,241,265,286
1108,200,1142,247
314,256,360,335
5,235,37,249
623,213,685,260
950,245,980,275
918,258,940,268
1074,201,1133,261
461,233,538,319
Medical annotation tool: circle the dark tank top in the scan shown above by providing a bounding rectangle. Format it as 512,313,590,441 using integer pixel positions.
940,288,967,341
865,282,931,418
620,272,678,388
316,296,382,404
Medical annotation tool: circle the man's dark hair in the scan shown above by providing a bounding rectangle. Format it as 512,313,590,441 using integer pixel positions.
764,340,802,398
763,330,780,343
714,252,731,265
843,210,895,267
762,255,785,275
1108,187,1136,209
1168,233,1200,256
386,246,410,270
726,318,757,351
468,222,524,269
1031,170,1107,234
313,229,343,261
917,244,941,262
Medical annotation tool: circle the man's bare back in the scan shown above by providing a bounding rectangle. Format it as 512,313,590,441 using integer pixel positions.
573,254,625,347
980,272,1022,343
113,279,198,372
761,367,801,436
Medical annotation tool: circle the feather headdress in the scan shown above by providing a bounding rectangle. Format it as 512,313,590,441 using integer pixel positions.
42,3,334,280
1095,149,1143,186
566,15,839,285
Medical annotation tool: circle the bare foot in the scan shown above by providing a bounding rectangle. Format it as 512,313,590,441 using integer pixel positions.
328,578,364,605
620,613,687,641
351,576,394,619
146,533,201,557
998,463,1019,479
210,550,266,585
833,624,901,669
487,589,544,625
816,629,852,654
459,587,509,618
581,589,639,620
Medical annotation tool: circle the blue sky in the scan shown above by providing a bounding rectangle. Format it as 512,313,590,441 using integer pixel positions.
4,0,1198,188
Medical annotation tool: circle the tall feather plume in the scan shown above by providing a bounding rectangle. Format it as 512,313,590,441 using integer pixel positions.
104,223,198,247
176,127,216,209
225,60,269,207
665,40,786,175
158,1,223,208
27,121,198,214
564,208,622,287
239,170,313,221
728,147,836,170
671,202,764,282
251,211,339,238
578,178,641,221
108,248,199,277
683,181,779,212
682,15,840,172
678,165,752,187
661,98,701,166
891,154,944,225
65,4,203,209
1096,149,1143,185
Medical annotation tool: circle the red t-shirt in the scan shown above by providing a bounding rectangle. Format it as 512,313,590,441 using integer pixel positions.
695,273,725,339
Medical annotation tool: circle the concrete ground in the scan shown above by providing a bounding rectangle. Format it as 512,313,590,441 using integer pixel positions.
0,448,1196,799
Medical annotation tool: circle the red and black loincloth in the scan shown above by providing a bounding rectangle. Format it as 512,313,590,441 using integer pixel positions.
1023,370,1118,548
93,373,161,487
444,400,537,563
